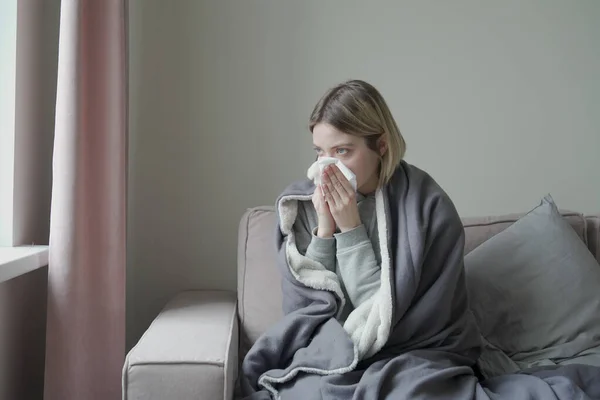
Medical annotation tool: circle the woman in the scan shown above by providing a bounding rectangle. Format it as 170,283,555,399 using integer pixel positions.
294,79,407,325
240,80,598,400
242,79,483,399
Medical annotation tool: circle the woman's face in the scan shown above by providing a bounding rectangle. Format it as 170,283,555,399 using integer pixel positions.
312,123,382,194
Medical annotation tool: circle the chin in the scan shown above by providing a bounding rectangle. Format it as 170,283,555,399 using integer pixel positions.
356,183,370,194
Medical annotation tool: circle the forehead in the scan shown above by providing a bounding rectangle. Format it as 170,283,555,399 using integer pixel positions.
312,123,360,147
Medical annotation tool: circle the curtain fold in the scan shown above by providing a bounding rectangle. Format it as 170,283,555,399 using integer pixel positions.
45,0,128,399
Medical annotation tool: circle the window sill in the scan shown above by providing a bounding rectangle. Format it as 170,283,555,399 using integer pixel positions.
0,246,49,283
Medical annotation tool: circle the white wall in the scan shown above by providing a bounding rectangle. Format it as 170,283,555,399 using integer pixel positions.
0,0,58,247
0,267,47,400
13,0,59,246
127,0,600,347
0,0,18,246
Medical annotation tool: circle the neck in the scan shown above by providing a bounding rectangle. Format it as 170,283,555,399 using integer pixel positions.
358,174,379,196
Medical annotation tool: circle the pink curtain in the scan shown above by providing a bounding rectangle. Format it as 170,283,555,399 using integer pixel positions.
45,0,127,399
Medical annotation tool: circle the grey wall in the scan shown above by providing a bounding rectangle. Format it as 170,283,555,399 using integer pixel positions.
127,0,600,348
0,267,48,400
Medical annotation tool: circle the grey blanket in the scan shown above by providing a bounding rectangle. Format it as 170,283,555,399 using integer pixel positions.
241,161,600,400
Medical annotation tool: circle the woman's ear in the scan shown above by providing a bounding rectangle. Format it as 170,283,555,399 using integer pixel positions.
377,137,387,156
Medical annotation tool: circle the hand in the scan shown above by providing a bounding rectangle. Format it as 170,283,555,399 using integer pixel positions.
312,184,336,237
321,165,361,232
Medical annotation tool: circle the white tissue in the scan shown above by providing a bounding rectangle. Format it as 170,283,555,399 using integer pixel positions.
306,157,357,191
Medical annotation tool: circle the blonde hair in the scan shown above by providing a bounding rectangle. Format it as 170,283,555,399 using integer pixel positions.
309,80,406,188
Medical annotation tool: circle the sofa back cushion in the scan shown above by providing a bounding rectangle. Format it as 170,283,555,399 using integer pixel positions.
461,211,589,254
237,207,281,362
237,206,597,361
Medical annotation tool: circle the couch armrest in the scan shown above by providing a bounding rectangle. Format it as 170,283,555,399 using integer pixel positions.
123,290,238,400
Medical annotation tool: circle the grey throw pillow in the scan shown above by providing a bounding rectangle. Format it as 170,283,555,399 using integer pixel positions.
465,195,600,378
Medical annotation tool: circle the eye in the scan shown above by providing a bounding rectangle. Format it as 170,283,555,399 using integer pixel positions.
314,148,323,155
336,148,349,155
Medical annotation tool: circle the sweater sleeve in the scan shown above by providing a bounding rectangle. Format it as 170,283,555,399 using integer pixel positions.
304,228,336,273
334,224,381,307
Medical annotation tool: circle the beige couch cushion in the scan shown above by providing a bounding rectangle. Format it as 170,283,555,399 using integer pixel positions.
237,206,599,361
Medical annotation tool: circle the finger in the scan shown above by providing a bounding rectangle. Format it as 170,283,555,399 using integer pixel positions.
320,186,333,211
312,187,320,207
315,185,327,211
323,174,343,206
320,180,334,205
318,184,326,200
328,165,354,197
325,167,349,201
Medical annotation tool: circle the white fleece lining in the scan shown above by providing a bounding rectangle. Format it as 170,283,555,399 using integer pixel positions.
259,190,393,394
278,194,348,318
342,188,393,359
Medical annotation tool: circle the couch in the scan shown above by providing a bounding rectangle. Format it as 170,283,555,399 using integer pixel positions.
122,206,600,400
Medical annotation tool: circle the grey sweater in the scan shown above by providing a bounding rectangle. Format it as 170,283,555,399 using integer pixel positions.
293,192,381,322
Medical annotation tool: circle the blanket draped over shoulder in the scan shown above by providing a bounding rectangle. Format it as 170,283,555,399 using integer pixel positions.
241,161,600,400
